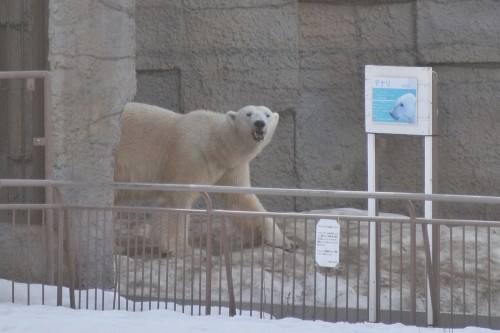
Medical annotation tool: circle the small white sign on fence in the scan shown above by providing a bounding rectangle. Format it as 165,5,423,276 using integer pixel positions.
315,219,340,268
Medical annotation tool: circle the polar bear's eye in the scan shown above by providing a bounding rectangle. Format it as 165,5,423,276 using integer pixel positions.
246,112,252,117
266,114,270,118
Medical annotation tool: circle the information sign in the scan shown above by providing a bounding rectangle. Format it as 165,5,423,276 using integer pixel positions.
315,219,340,268
365,65,437,136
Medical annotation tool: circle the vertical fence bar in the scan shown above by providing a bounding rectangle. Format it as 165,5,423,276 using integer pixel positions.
270,219,276,319
474,226,479,326
163,212,169,311
54,187,74,309
199,192,215,316
11,210,16,302
26,210,31,305
487,226,491,327
388,221,393,322
421,222,438,326
56,206,64,306
450,226,454,327
356,221,361,321
462,226,466,320
220,217,236,316
65,208,76,309
43,72,54,286
407,201,417,325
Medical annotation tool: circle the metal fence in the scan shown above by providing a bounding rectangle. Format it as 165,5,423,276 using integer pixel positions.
1,179,500,330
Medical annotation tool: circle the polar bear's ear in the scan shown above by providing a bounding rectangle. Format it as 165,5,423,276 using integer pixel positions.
226,111,237,122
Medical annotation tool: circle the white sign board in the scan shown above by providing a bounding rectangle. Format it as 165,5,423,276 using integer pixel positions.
365,65,437,136
315,219,340,268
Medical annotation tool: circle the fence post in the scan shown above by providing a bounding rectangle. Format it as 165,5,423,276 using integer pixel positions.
199,191,236,316
220,217,236,316
53,186,75,309
367,133,380,322
43,72,55,286
406,201,417,325
56,196,64,306
200,192,214,315
421,222,438,325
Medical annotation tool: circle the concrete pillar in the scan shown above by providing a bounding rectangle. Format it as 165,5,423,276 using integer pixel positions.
48,0,136,288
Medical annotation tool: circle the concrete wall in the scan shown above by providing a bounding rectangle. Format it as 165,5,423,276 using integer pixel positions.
135,0,300,211
135,0,500,219
48,0,136,286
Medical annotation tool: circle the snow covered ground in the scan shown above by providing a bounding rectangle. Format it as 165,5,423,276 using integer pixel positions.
0,279,495,333
116,208,500,318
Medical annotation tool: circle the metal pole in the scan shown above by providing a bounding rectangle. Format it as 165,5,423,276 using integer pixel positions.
424,70,439,326
408,201,417,325
43,72,55,286
220,217,236,316
425,135,439,325
367,133,378,322
199,192,214,315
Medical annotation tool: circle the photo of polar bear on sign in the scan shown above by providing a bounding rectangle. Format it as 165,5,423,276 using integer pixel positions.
114,102,296,257
389,93,416,124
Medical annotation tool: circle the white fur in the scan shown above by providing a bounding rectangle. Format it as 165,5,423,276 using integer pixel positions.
114,102,295,256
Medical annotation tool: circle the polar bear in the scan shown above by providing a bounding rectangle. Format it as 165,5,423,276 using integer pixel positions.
114,102,296,256
390,93,416,124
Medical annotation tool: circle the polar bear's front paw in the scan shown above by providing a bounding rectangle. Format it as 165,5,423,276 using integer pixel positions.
161,244,194,258
277,237,299,252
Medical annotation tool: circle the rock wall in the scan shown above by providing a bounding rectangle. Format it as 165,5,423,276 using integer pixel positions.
134,0,500,219
48,0,136,287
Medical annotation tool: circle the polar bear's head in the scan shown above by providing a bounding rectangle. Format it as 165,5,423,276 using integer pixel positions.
226,106,279,146
390,93,416,124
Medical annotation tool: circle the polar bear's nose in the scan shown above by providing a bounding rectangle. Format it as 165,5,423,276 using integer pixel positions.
254,120,266,130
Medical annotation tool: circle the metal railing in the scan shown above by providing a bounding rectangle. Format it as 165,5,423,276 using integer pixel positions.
1,179,500,329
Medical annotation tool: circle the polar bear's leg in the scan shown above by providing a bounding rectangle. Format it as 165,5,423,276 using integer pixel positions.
219,193,296,251
217,167,297,251
150,212,192,256
151,194,194,257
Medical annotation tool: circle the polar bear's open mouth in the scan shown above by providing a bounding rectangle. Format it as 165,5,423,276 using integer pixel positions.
252,130,265,142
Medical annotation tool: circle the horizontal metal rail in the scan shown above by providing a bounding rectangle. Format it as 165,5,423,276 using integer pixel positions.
3,179,500,205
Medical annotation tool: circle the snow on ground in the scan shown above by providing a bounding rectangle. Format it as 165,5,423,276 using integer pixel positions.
0,279,495,333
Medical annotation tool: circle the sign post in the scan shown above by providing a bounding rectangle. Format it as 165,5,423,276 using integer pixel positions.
365,65,438,325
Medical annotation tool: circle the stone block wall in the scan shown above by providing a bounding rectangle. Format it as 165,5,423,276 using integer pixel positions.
135,0,500,219
135,0,300,210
